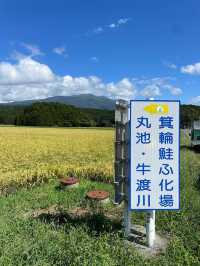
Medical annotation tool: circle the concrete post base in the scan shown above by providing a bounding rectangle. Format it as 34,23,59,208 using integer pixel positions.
126,224,168,257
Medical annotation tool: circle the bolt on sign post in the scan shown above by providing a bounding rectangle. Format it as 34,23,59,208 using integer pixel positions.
130,100,180,246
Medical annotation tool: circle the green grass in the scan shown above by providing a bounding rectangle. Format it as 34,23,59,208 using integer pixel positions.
1,130,200,265
0,180,144,266
0,175,200,266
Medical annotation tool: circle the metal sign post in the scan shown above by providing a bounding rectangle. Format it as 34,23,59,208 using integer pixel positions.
146,210,155,247
114,99,131,237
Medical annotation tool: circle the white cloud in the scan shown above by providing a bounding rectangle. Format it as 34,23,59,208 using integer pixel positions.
106,78,137,100
118,18,131,25
10,50,27,61
181,62,200,75
93,27,103,34
9,43,43,61
109,23,116,29
140,85,161,98
165,85,182,96
92,18,131,35
61,75,106,96
169,64,177,69
0,57,182,103
164,62,177,69
53,46,68,57
135,77,182,98
0,57,136,102
90,57,99,62
191,96,200,105
108,17,131,29
21,43,44,57
0,57,54,86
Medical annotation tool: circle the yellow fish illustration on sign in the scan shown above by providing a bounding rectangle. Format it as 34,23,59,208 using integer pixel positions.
144,103,169,115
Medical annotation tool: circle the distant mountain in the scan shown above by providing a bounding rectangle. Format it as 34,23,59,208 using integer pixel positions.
1,94,115,110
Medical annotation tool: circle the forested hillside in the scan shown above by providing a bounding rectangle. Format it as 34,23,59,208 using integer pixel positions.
0,106,24,125
0,102,200,128
14,102,114,127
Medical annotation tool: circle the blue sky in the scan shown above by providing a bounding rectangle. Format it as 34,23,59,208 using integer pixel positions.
0,0,200,104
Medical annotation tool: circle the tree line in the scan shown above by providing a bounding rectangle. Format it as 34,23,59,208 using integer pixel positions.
0,102,200,128
180,104,200,128
0,102,114,127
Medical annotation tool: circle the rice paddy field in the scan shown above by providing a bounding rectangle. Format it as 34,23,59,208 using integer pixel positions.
1,126,200,265
0,127,114,192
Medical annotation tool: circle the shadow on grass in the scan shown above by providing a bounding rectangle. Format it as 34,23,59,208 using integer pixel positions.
54,185,65,191
35,209,122,235
193,174,200,192
180,145,200,153
128,227,147,246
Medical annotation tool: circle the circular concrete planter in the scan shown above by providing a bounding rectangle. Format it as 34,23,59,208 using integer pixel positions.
59,177,79,189
86,190,110,204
